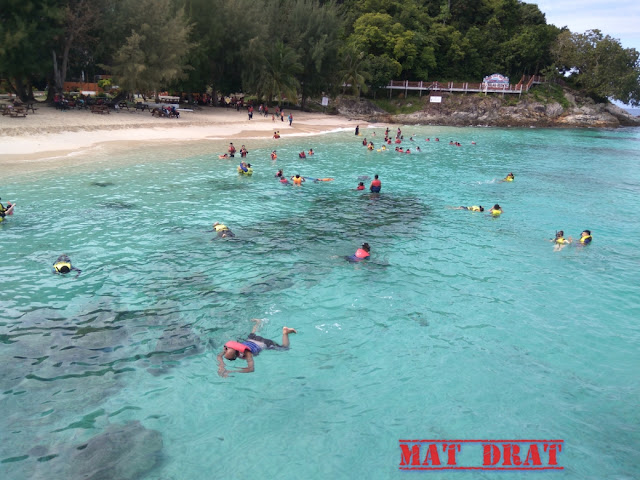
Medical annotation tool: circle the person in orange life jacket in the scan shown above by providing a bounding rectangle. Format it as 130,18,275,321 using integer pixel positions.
228,143,236,157
370,174,381,192
291,174,305,186
299,151,306,159
356,182,365,190
346,243,371,262
217,319,297,376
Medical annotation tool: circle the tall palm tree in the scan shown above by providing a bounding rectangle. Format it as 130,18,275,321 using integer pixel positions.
338,49,371,97
258,41,303,106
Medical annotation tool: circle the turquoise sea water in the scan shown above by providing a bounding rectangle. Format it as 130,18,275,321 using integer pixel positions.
1,126,639,479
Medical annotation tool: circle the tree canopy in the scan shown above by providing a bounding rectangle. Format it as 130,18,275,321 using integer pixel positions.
1,0,638,106
551,30,640,106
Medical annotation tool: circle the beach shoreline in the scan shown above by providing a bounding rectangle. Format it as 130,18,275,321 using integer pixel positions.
0,105,360,176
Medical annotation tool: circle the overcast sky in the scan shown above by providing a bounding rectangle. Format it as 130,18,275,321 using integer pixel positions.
532,0,640,52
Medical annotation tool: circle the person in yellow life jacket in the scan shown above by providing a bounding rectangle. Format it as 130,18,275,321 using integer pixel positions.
552,230,572,251
237,162,252,175
501,172,515,182
453,205,484,212
217,319,297,377
291,174,305,186
52,255,82,277
490,204,503,216
211,222,235,238
578,230,593,246
0,198,15,223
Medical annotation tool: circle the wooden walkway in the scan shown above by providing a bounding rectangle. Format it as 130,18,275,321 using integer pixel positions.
385,75,544,97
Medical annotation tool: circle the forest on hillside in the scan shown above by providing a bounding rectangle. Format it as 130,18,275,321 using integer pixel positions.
2,0,639,105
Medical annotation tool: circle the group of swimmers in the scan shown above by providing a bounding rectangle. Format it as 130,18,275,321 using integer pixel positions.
552,230,592,251
446,170,592,248
274,170,335,185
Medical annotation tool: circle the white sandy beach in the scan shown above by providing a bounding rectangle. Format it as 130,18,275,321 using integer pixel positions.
0,103,361,175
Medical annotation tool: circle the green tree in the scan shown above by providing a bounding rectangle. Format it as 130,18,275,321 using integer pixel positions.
253,41,303,106
338,48,371,96
106,0,194,98
286,0,343,109
52,0,99,94
0,0,62,100
551,29,640,105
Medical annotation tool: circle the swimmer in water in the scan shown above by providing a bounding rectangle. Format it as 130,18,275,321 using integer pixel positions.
489,204,503,217
217,319,297,376
501,172,515,182
552,230,571,251
453,205,484,212
52,255,82,277
291,174,305,186
370,174,381,193
346,242,371,262
0,198,16,222
211,222,235,238
577,230,593,246
356,182,365,191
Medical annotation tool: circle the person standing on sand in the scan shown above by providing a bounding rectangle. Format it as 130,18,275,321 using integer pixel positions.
288,113,293,126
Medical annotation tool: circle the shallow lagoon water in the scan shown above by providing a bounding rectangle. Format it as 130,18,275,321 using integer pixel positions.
1,126,639,479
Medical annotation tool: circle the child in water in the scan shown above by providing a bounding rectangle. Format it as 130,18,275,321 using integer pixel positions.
552,230,571,251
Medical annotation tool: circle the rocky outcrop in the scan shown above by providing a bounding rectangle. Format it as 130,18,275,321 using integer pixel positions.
31,421,163,480
336,90,640,128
